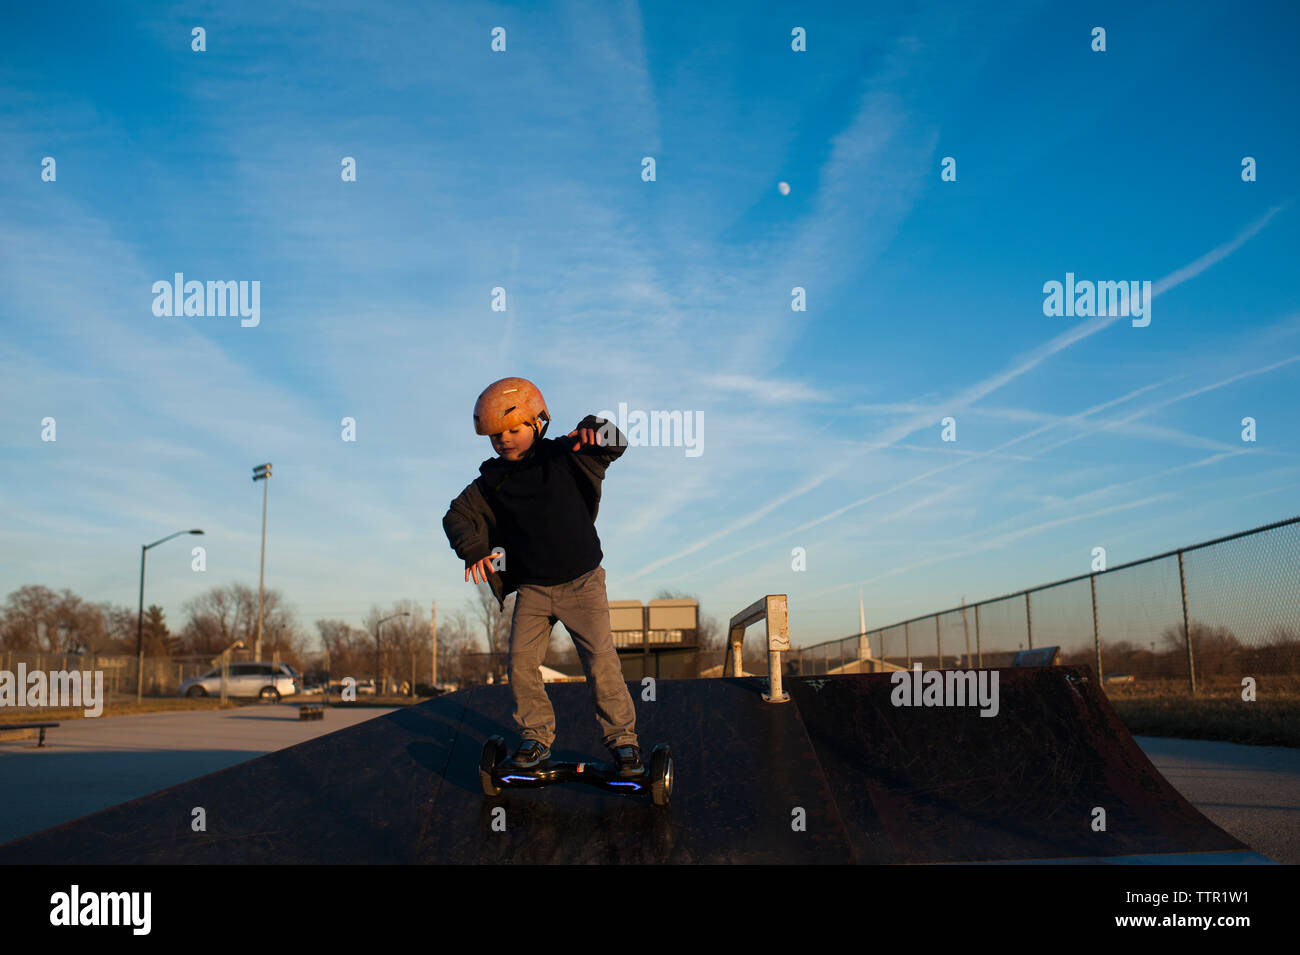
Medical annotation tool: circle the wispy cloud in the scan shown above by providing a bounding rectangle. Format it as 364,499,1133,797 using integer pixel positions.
636,206,1289,581
703,374,830,404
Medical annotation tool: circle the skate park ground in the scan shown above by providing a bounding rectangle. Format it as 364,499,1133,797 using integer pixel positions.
0,676,1296,863
0,703,397,846
1132,735,1300,865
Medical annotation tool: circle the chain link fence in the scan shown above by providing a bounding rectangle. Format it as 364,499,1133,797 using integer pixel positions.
0,653,221,701
792,515,1300,695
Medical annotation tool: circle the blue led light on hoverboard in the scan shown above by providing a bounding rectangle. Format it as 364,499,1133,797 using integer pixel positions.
608,781,643,789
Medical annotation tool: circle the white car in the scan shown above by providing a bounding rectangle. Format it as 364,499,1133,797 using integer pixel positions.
180,662,300,701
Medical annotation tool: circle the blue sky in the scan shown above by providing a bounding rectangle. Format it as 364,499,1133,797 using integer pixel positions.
2,0,1298,650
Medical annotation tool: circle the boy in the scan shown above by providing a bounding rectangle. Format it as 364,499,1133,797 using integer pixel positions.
442,377,642,774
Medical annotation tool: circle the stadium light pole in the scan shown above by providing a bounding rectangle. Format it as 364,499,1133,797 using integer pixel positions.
137,529,205,702
375,612,410,696
252,463,272,661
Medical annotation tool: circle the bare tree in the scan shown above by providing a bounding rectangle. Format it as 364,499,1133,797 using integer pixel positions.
0,586,134,655
100,603,137,650
363,599,430,691
1,584,60,650
178,583,300,659
314,619,370,682
437,609,479,687
470,585,514,681
1161,621,1244,676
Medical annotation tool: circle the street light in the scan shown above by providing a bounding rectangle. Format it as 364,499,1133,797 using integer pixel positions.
137,528,204,702
375,612,410,696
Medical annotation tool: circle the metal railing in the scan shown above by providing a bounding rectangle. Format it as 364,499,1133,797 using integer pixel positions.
791,514,1300,695
724,594,790,702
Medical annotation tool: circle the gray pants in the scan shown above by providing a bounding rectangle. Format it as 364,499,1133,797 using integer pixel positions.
508,565,638,750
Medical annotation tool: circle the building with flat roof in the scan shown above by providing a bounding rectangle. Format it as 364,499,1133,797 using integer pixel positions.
608,598,699,679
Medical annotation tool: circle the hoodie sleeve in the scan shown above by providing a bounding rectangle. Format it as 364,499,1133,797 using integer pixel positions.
442,480,494,565
571,414,627,470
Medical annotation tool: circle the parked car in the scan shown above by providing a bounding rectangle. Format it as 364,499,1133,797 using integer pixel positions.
180,662,301,701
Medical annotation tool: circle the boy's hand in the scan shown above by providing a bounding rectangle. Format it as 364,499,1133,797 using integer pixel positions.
567,426,603,451
464,555,496,584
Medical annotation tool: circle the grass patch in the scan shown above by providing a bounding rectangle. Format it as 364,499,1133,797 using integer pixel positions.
1108,695,1300,748
0,693,434,724
0,695,254,723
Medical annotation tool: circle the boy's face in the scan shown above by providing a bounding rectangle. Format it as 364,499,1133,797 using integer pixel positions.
489,423,535,461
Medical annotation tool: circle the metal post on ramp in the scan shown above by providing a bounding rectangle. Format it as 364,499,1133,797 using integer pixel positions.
725,595,790,702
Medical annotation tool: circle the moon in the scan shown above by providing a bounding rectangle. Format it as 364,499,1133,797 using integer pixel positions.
778,181,791,196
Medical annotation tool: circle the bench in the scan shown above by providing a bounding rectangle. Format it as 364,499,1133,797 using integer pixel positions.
298,704,325,721
0,722,60,747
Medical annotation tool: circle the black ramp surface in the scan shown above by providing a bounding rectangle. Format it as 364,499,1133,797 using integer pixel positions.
789,667,1249,862
417,679,853,863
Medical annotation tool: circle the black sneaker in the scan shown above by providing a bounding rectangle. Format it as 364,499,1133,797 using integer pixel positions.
611,743,643,776
507,739,550,768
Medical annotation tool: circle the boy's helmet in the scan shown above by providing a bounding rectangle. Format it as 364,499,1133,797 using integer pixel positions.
473,377,550,438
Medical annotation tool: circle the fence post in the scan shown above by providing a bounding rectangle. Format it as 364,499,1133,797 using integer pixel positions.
905,622,912,668
960,601,971,667
934,614,942,667
1090,573,1103,682
1025,593,1033,649
974,605,982,668
1178,550,1196,695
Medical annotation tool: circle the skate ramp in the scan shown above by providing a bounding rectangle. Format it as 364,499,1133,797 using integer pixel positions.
0,667,1265,863
789,667,1254,862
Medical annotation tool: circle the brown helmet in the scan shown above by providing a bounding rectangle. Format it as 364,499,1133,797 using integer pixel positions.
473,377,550,437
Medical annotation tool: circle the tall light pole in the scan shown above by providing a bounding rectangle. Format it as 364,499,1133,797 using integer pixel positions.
375,612,410,696
137,528,204,702
252,463,272,661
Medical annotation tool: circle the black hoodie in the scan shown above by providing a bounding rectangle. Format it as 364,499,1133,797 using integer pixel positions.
442,415,627,605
